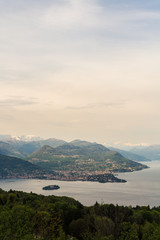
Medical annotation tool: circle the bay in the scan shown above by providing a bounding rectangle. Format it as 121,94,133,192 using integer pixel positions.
0,160,160,207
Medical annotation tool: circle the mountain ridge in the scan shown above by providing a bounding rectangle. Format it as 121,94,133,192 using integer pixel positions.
0,153,51,179
109,146,151,162
130,145,160,160
26,142,148,173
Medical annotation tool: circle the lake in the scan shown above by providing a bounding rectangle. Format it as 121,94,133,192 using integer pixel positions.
0,161,160,207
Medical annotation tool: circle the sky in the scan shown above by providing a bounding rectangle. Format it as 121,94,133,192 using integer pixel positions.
0,0,160,146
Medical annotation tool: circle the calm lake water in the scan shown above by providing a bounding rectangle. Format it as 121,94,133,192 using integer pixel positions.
0,161,160,207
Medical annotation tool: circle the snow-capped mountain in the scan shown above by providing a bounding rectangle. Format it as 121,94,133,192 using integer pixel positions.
0,135,42,142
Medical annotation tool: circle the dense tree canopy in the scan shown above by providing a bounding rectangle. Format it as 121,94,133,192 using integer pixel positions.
0,188,160,239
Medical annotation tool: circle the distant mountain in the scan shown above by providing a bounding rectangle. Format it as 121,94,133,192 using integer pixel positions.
70,139,97,147
130,145,160,160
42,138,67,147
1,135,42,142
57,142,110,155
1,138,66,157
0,154,49,179
0,135,11,140
0,141,23,158
109,147,151,162
26,143,148,173
0,134,154,164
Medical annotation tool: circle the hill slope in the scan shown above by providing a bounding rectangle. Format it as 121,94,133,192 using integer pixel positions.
0,141,23,158
0,154,49,179
109,147,151,162
27,143,148,173
130,145,160,160
0,138,66,158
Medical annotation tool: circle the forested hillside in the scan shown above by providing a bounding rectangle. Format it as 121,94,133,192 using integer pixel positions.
0,188,160,240
27,143,148,173
0,154,51,179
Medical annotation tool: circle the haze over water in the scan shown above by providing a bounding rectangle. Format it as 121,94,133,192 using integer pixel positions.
0,161,160,207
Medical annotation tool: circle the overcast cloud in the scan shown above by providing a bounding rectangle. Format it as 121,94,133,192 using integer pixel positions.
0,0,160,144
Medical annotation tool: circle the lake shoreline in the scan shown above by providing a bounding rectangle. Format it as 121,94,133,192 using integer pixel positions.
0,161,159,207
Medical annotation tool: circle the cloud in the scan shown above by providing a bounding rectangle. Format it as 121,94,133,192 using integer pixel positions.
123,142,150,147
0,96,38,107
66,100,126,110
41,0,102,29
41,0,160,34
113,141,150,147
0,0,160,144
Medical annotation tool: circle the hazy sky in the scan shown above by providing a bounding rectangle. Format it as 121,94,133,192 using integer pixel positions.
0,0,160,145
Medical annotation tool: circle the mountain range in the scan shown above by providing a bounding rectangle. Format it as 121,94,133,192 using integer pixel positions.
26,141,148,173
0,138,66,157
0,136,152,162
129,145,160,160
0,136,150,180
109,147,150,162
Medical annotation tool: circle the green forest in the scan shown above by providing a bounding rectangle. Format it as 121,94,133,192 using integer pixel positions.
0,188,160,240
